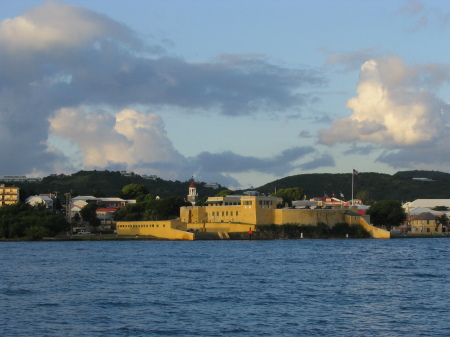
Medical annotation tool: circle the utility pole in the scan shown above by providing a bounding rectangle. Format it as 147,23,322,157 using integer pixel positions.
53,191,58,211
65,192,72,239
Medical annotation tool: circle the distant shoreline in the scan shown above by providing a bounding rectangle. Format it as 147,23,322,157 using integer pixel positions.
1,233,450,242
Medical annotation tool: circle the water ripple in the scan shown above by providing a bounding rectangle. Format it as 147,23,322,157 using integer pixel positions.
1,239,450,336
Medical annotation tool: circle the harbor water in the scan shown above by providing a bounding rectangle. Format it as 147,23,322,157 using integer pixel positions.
1,239,450,336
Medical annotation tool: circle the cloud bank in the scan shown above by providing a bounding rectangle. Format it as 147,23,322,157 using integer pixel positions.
0,1,327,186
319,56,450,171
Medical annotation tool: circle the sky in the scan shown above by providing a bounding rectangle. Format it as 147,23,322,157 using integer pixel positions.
1,0,450,189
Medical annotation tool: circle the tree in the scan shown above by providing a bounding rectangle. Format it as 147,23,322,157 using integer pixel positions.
0,202,68,239
367,200,406,231
356,189,373,205
435,214,449,232
272,187,304,207
54,197,63,210
120,184,149,200
153,197,191,220
137,193,154,203
215,189,234,197
113,197,190,221
93,189,106,198
195,196,209,206
79,203,101,227
432,206,449,211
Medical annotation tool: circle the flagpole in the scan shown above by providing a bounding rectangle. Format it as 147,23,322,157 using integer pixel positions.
351,170,354,206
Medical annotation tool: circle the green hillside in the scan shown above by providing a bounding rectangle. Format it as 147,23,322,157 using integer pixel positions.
4,169,450,203
256,170,450,202
5,170,226,201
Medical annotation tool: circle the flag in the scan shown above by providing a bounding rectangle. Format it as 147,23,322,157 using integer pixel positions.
324,192,329,198
340,192,344,198
353,169,359,175
332,192,336,197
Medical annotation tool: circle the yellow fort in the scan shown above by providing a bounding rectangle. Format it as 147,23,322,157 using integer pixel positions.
116,194,390,240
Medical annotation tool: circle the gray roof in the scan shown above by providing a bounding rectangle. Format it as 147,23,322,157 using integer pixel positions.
413,212,437,221
407,206,442,215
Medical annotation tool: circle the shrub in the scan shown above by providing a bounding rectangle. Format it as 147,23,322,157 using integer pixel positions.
25,225,50,240
255,222,370,239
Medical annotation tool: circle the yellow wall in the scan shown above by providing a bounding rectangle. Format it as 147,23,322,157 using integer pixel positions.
410,220,441,234
186,222,256,233
120,195,388,239
273,208,359,226
358,217,390,239
117,220,194,240
180,197,364,228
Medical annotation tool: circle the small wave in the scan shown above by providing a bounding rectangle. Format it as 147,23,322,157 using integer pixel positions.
37,303,60,307
2,288,34,296
220,327,250,333
413,272,443,278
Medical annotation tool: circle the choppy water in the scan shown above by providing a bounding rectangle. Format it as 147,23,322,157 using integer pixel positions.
1,239,450,336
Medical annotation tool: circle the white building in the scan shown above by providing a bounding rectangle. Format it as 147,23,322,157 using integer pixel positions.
403,199,450,212
26,196,53,209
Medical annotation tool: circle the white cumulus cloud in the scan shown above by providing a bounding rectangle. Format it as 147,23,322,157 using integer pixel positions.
49,108,185,179
319,57,449,147
0,1,134,53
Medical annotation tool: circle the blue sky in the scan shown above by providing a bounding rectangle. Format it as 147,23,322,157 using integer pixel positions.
1,0,450,189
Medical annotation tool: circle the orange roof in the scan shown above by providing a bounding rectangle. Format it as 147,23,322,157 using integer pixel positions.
189,181,195,188
96,208,116,212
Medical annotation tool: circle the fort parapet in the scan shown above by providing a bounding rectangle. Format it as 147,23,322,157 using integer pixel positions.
117,195,390,239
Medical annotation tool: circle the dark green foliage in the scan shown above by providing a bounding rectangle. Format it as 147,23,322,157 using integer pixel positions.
215,189,234,197
79,203,101,227
25,225,51,240
256,170,450,201
120,184,149,199
432,206,449,211
93,189,106,197
7,170,226,200
0,203,68,239
367,200,407,231
271,187,304,206
195,196,209,206
330,222,370,238
255,222,369,239
54,197,63,210
356,189,373,205
7,169,450,204
434,214,448,231
113,197,191,221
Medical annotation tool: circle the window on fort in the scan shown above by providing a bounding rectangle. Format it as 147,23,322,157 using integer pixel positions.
230,211,233,216
222,212,224,216
226,211,228,216
236,211,239,216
